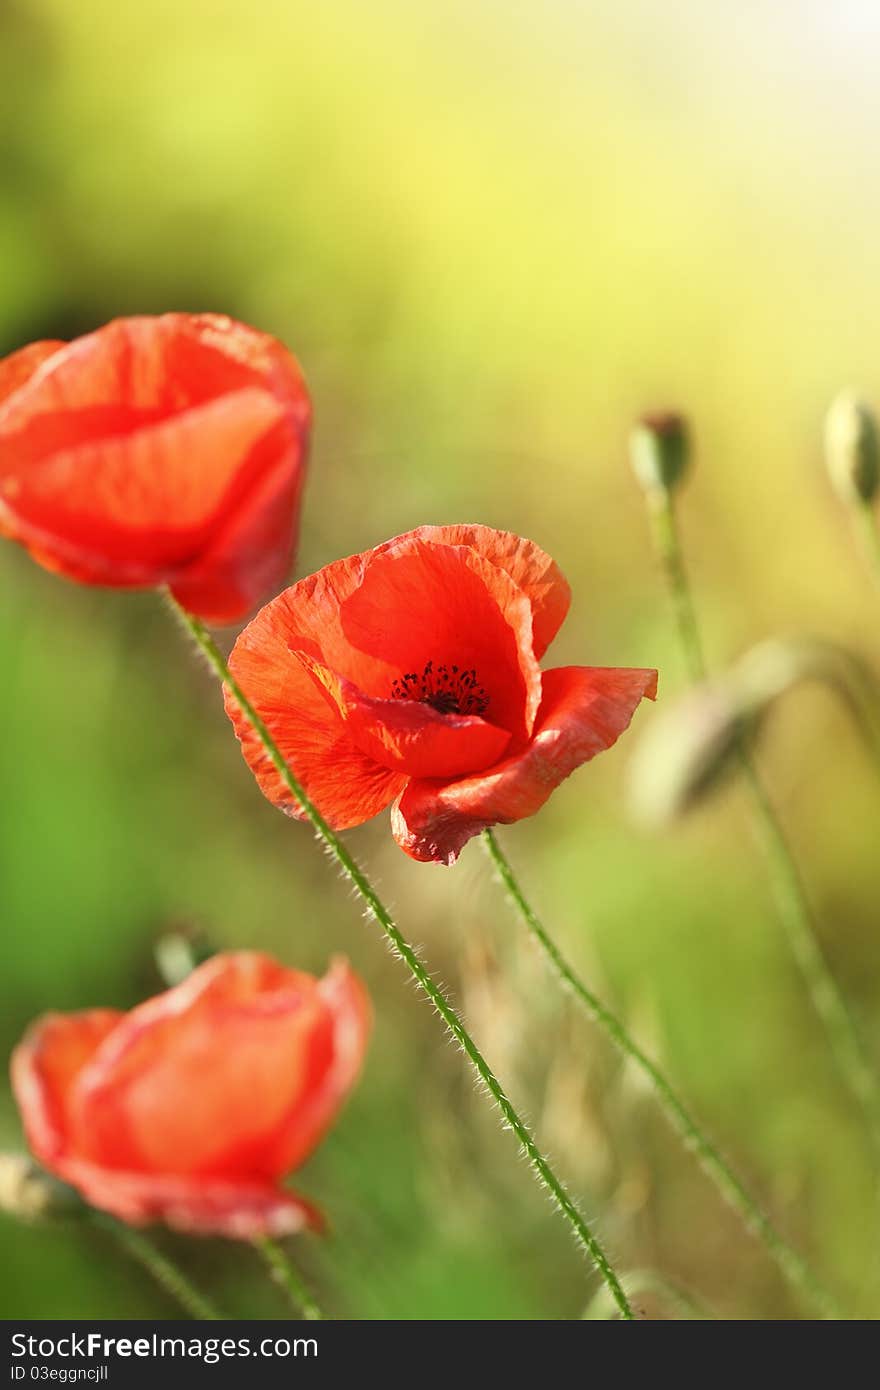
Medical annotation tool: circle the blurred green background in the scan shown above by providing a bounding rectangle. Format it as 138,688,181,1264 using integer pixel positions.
2,0,879,1319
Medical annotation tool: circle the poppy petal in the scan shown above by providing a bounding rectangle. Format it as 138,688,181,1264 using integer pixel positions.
298,655,512,779
68,954,368,1181
227,600,406,827
10,1010,124,1166
338,537,542,740
168,417,307,624
0,315,310,621
270,958,372,1174
11,952,369,1242
234,530,543,738
392,665,659,863
54,1158,322,1238
0,341,64,406
0,389,287,575
397,525,571,659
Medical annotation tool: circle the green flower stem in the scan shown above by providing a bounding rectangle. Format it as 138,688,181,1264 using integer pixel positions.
97,1216,221,1320
854,500,880,592
167,596,634,1321
646,489,706,682
582,1268,710,1320
816,646,880,778
255,1237,324,1320
481,828,840,1319
647,485,880,1158
737,755,880,1158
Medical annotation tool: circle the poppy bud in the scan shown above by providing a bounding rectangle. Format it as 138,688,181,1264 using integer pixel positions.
0,1154,85,1223
627,682,746,826
154,925,216,988
824,392,879,506
629,413,690,495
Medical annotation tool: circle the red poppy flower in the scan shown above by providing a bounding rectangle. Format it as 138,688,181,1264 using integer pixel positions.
226,525,658,863
10,953,369,1238
0,314,310,623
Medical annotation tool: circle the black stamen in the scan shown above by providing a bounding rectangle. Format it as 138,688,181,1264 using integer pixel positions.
390,659,489,717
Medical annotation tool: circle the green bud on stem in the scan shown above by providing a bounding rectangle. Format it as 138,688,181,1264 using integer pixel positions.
825,391,879,506
154,922,216,987
629,412,690,495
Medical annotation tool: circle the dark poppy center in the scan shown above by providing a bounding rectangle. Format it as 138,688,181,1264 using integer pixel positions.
391,660,490,717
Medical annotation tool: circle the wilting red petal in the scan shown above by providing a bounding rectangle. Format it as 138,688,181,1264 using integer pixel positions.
0,315,310,622
299,656,511,779
11,1011,122,1167
392,665,659,863
226,601,407,827
55,1160,322,1238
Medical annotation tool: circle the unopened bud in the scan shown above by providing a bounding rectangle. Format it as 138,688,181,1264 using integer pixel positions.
154,923,215,987
825,392,879,506
629,413,690,495
0,1154,85,1223
627,683,745,826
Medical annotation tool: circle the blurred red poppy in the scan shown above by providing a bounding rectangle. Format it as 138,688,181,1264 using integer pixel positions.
0,314,310,623
11,953,369,1238
226,525,657,863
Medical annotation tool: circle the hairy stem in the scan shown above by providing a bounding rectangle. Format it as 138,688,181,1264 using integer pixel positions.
167,596,634,1320
98,1217,221,1320
647,490,706,682
582,1268,710,1321
482,829,840,1318
255,1237,324,1320
647,486,880,1158
737,755,880,1157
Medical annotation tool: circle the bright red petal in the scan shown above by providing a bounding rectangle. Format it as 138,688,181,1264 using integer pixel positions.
299,656,511,779
68,954,368,1181
227,599,406,827
225,526,574,817
0,315,310,621
168,417,308,623
0,389,287,575
392,665,658,863
0,341,64,406
237,531,542,731
394,525,571,659
10,1010,123,1166
269,959,371,1174
338,537,541,740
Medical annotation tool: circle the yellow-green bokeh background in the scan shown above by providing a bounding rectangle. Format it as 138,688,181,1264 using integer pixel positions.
1,0,879,1319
